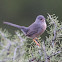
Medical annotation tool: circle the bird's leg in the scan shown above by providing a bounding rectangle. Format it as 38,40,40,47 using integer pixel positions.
33,37,40,47
34,37,40,44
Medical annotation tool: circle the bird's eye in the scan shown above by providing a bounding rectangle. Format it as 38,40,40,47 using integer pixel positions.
40,18,42,20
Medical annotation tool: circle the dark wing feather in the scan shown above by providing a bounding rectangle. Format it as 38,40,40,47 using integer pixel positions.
26,29,38,37
21,27,29,35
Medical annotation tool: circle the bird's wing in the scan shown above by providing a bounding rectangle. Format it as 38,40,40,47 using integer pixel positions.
26,23,42,37
26,29,38,37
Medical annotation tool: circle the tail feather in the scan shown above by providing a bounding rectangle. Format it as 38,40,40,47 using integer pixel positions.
3,22,22,29
3,22,29,35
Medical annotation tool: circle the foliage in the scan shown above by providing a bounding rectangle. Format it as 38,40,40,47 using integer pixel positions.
0,14,62,62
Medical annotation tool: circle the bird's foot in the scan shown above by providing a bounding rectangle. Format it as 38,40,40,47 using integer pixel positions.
33,37,40,47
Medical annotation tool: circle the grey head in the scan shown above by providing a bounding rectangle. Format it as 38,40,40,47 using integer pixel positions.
35,15,45,22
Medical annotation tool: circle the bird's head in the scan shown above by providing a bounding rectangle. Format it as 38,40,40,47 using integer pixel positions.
35,15,45,22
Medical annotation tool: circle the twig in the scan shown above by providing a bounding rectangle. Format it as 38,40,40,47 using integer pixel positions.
29,57,36,62
15,31,24,46
48,14,57,48
42,41,48,62
47,51,62,59
0,31,11,55
56,27,62,32
0,58,13,62
13,46,20,61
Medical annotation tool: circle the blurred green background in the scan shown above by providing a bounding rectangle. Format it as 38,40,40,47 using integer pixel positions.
0,0,62,33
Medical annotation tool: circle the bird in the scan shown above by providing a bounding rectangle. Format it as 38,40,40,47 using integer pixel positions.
3,15,47,46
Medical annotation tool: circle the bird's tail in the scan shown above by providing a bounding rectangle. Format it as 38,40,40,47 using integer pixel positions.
3,22,23,29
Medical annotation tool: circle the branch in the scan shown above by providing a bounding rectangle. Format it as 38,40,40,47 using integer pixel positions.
13,46,20,61
56,27,62,32
15,31,24,46
42,41,48,62
48,14,57,48
29,57,36,62
47,51,62,59
0,58,12,62
0,31,11,55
